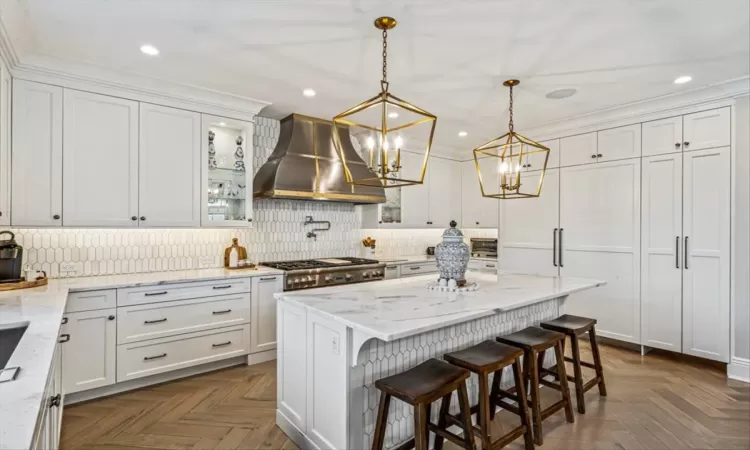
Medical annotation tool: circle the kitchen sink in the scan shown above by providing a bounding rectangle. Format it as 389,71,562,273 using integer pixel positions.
0,323,28,370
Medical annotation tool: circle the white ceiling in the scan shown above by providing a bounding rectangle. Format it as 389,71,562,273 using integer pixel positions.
4,0,750,157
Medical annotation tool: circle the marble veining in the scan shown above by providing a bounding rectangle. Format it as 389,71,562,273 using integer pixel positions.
277,271,605,341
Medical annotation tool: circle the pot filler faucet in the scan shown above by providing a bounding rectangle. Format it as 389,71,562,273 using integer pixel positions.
304,216,331,241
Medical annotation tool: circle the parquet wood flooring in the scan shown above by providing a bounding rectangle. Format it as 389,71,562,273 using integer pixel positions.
60,341,750,450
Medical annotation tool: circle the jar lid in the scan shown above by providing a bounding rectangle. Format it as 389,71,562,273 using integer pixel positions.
442,220,464,238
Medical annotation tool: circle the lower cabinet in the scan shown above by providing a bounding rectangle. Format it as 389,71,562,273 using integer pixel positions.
468,259,498,272
400,261,438,277
33,343,63,450
250,275,283,353
60,308,117,394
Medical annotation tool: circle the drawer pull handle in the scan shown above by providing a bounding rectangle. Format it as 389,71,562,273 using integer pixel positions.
144,353,167,361
212,341,232,348
259,277,277,281
145,291,168,297
61,317,68,325
212,309,232,315
212,285,232,290
386,266,396,270
49,394,61,408
485,264,495,268
58,334,70,343
144,318,167,324
409,266,420,270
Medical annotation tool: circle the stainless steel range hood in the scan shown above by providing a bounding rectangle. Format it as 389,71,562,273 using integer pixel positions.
253,114,385,204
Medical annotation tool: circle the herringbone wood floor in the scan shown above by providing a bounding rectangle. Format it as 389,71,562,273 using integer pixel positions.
61,341,750,450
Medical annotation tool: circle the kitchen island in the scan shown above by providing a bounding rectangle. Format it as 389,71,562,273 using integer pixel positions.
275,271,604,450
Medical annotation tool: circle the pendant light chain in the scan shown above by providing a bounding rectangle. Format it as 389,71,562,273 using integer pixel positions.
381,29,388,91
508,84,514,133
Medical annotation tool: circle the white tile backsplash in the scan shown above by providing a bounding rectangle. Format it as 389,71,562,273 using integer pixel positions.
360,228,497,259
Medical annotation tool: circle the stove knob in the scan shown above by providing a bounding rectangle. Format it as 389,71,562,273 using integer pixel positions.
345,274,353,281
363,272,370,279
324,275,333,283
307,276,314,283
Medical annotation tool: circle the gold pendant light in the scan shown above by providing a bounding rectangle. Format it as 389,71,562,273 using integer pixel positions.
333,17,437,188
473,80,550,199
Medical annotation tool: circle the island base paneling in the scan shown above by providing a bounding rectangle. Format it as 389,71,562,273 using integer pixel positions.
276,297,562,450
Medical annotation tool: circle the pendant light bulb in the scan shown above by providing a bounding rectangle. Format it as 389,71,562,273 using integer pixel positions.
366,136,376,150
394,136,404,148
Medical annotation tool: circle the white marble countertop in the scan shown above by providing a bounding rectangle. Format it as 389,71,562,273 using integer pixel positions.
276,271,604,342
0,266,283,450
378,255,497,264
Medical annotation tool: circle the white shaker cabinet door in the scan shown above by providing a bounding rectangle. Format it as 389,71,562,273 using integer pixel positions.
400,151,430,227
63,89,139,227
61,308,117,394
0,62,10,225
642,115,682,156
139,103,201,227
11,80,63,226
682,147,730,362
640,153,682,352
462,159,498,228
560,132,597,167
523,138,559,171
428,157,461,228
251,275,284,353
682,107,730,152
597,124,641,162
499,168,560,277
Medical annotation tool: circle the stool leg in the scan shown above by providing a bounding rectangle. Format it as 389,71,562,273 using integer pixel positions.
477,372,491,450
372,392,391,450
457,382,477,450
588,327,608,396
554,340,575,423
489,368,502,421
512,359,534,450
414,403,429,450
570,334,586,414
433,393,452,450
527,350,543,446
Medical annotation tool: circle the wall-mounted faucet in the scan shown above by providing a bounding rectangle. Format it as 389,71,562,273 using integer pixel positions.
304,216,330,241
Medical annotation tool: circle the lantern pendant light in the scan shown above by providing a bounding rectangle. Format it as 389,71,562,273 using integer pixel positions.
473,80,550,199
333,17,437,188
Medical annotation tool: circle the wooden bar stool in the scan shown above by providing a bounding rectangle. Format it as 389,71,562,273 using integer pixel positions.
540,314,607,414
497,327,574,446
372,358,476,450
443,340,534,450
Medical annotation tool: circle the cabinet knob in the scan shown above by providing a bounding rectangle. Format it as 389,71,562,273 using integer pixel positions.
248,218,252,222
53,214,60,220
58,334,70,343
140,216,146,221
476,222,479,225
131,216,137,221
0,211,3,217
590,154,597,159
675,142,681,148
683,141,689,147
49,394,61,408
108,315,115,321
597,153,603,158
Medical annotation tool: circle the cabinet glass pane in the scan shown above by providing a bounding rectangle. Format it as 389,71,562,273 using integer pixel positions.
206,125,248,222
381,187,402,224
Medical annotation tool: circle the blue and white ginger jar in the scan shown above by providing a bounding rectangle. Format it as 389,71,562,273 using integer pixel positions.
435,220,470,283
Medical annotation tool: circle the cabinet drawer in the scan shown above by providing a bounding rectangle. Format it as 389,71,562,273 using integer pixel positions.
383,265,401,280
66,289,116,313
469,260,498,272
117,278,251,307
117,293,250,345
117,324,250,382
401,262,438,277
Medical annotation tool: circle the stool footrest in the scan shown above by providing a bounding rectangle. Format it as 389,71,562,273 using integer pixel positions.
540,399,568,420
490,425,528,450
392,438,416,450
563,356,596,369
428,423,468,448
539,378,562,391
582,377,600,392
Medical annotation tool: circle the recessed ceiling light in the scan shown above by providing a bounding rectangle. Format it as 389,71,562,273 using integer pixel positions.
458,131,468,137
674,75,692,84
219,122,226,127
302,88,316,97
388,112,399,118
546,88,577,99
140,44,159,56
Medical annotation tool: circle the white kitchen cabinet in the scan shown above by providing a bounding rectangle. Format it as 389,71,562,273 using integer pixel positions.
597,124,641,162
560,158,641,344
62,89,139,227
277,300,308,433
499,168,560,277
400,261,438,277
251,275,284,353
428,156,462,228
11,80,63,227
523,138,560,171
201,115,254,227
642,116,683,156
461,159,498,228
560,132,597,167
383,264,401,279
140,103,201,227
399,151,431,227
0,61,11,225
641,153,683,352
33,343,63,450
61,308,117,394
682,147,730,362
682,107,730,152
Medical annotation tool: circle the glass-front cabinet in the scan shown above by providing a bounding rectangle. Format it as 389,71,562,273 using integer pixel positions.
201,114,254,227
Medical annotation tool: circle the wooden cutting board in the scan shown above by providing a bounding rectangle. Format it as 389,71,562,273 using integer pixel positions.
0,277,48,292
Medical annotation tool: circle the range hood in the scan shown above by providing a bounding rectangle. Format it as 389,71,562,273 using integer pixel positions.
253,114,385,204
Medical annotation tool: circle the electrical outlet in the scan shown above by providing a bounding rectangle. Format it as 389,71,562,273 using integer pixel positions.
199,256,215,268
59,262,82,274
332,335,340,355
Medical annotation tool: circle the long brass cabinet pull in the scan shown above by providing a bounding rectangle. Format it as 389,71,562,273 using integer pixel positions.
553,228,558,267
144,353,167,361
675,236,680,269
684,236,689,269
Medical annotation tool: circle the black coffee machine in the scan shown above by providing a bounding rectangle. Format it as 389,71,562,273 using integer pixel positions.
0,231,23,283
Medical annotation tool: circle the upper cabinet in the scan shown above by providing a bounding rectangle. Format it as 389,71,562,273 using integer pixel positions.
428,156,461,228
642,107,730,156
140,104,201,227
461,159,498,229
11,80,64,227
63,89,139,227
597,124,641,162
201,115,254,227
642,116,683,156
560,132,597,167
0,61,10,225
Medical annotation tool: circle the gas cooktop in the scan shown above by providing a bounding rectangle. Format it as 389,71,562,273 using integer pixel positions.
259,257,384,291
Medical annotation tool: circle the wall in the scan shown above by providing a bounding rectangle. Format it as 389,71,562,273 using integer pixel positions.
734,96,750,361
11,116,361,278
360,228,497,259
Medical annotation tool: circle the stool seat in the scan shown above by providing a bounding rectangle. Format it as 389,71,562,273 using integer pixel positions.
497,326,564,351
444,340,523,373
375,359,469,405
540,314,596,334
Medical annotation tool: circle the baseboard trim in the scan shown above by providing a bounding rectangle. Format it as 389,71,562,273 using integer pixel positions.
247,349,276,365
65,356,246,405
277,409,320,450
728,357,750,383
